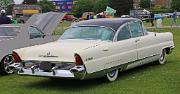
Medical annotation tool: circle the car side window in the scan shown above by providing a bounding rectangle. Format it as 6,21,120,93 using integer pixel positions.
129,21,143,38
28,26,45,39
117,25,131,41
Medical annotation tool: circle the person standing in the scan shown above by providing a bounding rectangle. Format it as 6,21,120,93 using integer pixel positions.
0,9,11,24
172,11,178,26
150,12,155,26
86,13,90,20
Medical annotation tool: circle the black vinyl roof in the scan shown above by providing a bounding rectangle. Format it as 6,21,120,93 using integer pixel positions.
73,18,140,31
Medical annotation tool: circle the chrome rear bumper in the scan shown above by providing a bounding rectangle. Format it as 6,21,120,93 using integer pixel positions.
18,65,86,79
19,69,75,78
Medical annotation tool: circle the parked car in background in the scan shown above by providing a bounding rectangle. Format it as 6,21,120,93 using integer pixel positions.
161,13,172,18
14,18,174,82
176,12,180,17
63,14,76,21
13,5,42,23
121,15,130,18
130,9,150,21
154,14,165,20
81,12,94,20
0,12,66,75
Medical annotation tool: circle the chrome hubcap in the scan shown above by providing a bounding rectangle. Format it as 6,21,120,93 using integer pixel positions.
108,70,116,78
3,55,15,74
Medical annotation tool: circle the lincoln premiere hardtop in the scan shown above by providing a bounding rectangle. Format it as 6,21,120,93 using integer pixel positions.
13,18,174,81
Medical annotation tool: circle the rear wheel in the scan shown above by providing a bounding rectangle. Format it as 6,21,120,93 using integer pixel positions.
0,55,15,75
106,69,118,82
158,49,166,65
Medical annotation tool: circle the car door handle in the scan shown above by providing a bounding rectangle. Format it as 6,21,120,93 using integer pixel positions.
135,39,140,42
103,48,109,51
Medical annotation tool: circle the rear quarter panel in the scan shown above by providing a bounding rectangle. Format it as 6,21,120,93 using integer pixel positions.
137,32,174,59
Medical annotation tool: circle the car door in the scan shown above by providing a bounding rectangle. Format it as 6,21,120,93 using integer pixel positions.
129,21,159,60
104,23,137,70
125,21,148,69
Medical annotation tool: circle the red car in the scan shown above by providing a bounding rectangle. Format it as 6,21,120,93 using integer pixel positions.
63,15,76,21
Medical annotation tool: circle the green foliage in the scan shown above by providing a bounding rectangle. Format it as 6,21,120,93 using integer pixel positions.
171,0,180,11
140,0,150,8
150,9,172,14
92,0,110,13
0,0,14,8
6,4,14,15
149,3,173,14
150,6,173,14
23,0,37,4
73,0,133,17
72,0,94,17
109,0,133,16
36,0,55,13
53,21,71,35
0,0,14,15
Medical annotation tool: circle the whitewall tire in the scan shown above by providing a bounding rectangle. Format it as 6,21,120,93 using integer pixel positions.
106,69,118,82
158,49,166,65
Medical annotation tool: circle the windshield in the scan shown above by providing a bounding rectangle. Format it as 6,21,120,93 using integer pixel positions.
0,27,20,36
60,26,114,41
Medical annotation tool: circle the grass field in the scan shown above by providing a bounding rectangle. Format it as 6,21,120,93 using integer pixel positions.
144,18,180,27
52,21,71,35
0,22,180,94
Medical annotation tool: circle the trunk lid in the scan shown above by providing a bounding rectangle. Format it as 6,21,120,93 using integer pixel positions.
15,39,108,62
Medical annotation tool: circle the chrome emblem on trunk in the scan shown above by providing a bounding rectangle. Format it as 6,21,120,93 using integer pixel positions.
39,52,59,58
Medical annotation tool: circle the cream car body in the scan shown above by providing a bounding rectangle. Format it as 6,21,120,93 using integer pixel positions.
14,18,174,81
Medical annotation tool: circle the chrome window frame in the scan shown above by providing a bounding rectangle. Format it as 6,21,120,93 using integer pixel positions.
128,21,146,37
113,22,132,42
113,20,147,42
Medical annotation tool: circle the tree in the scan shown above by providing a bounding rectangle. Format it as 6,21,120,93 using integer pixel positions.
72,0,94,17
36,0,55,13
0,0,14,8
109,0,133,16
171,0,180,11
139,0,150,9
92,0,110,13
23,0,37,4
6,4,14,15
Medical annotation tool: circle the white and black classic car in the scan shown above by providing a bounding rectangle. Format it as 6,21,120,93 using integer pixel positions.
0,12,65,75
13,18,174,81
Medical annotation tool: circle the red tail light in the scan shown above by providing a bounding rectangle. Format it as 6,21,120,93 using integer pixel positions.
12,51,22,63
74,54,83,65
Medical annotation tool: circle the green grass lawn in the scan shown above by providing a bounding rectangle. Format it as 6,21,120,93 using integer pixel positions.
52,21,71,35
0,25,180,94
144,18,180,27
